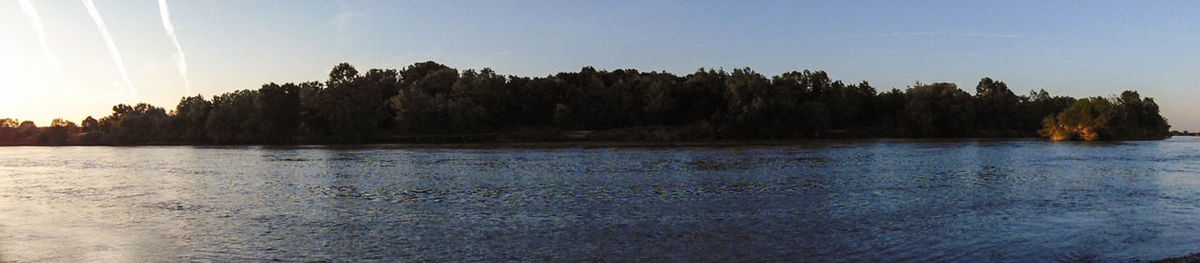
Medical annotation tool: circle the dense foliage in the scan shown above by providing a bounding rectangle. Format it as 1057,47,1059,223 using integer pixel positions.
0,61,1171,145
1040,91,1171,141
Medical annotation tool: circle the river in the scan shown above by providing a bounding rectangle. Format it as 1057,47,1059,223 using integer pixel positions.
2,138,1199,262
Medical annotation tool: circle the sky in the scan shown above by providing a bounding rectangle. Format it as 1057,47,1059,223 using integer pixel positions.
2,1,1200,131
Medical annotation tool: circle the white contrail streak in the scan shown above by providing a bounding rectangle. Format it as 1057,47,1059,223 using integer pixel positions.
18,0,71,90
158,0,190,94
81,0,138,100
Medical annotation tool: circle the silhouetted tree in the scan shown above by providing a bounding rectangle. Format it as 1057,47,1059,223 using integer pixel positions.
1019,89,1076,132
904,82,974,137
206,90,258,144
444,68,500,132
166,95,211,143
867,88,907,135
17,120,36,133
320,63,384,141
1,61,1171,145
81,116,99,133
363,69,402,129
96,103,168,144
392,62,461,133
500,76,558,127
0,118,20,145
255,83,301,143
296,81,326,137
717,68,776,138
35,118,76,145
50,118,78,131
974,78,1020,134
641,72,686,125
554,66,639,130
677,69,729,125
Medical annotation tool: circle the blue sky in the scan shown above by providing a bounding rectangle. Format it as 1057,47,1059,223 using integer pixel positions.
3,1,1200,130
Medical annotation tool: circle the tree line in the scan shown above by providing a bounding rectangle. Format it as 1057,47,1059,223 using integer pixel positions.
0,61,1171,146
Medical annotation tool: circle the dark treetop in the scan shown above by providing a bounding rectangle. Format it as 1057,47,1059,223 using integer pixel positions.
0,61,1171,146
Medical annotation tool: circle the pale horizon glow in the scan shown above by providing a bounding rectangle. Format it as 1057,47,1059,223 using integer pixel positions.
81,0,138,101
1,1,1199,131
158,0,190,95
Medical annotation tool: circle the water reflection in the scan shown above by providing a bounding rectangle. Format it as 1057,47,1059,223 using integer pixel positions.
2,139,1200,261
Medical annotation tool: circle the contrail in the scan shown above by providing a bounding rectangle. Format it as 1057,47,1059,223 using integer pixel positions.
81,0,138,100
158,0,190,94
17,0,71,90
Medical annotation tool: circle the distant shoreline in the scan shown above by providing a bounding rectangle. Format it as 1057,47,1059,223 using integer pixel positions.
3,134,1186,148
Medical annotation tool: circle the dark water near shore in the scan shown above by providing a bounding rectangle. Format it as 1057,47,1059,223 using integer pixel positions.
3,138,1200,262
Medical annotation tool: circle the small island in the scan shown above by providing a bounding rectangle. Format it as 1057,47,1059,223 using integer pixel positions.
0,61,1171,146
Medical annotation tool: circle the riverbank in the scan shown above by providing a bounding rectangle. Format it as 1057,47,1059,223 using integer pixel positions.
2,134,1054,148
2,122,1180,147
0,125,1052,147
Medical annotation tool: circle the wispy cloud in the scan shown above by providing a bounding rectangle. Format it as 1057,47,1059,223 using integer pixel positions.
955,32,1024,38
831,32,1026,39
158,0,191,95
81,0,138,100
17,0,71,90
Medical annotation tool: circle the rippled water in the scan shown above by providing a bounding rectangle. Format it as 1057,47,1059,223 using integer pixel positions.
3,138,1200,262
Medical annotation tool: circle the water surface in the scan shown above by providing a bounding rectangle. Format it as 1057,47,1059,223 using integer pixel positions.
3,138,1200,262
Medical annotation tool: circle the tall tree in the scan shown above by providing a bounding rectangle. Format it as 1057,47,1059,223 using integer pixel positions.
167,95,211,142
255,83,301,142
363,69,402,129
102,103,168,144
81,116,99,133
320,63,384,141
974,77,1020,133
904,82,974,137
206,90,258,144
